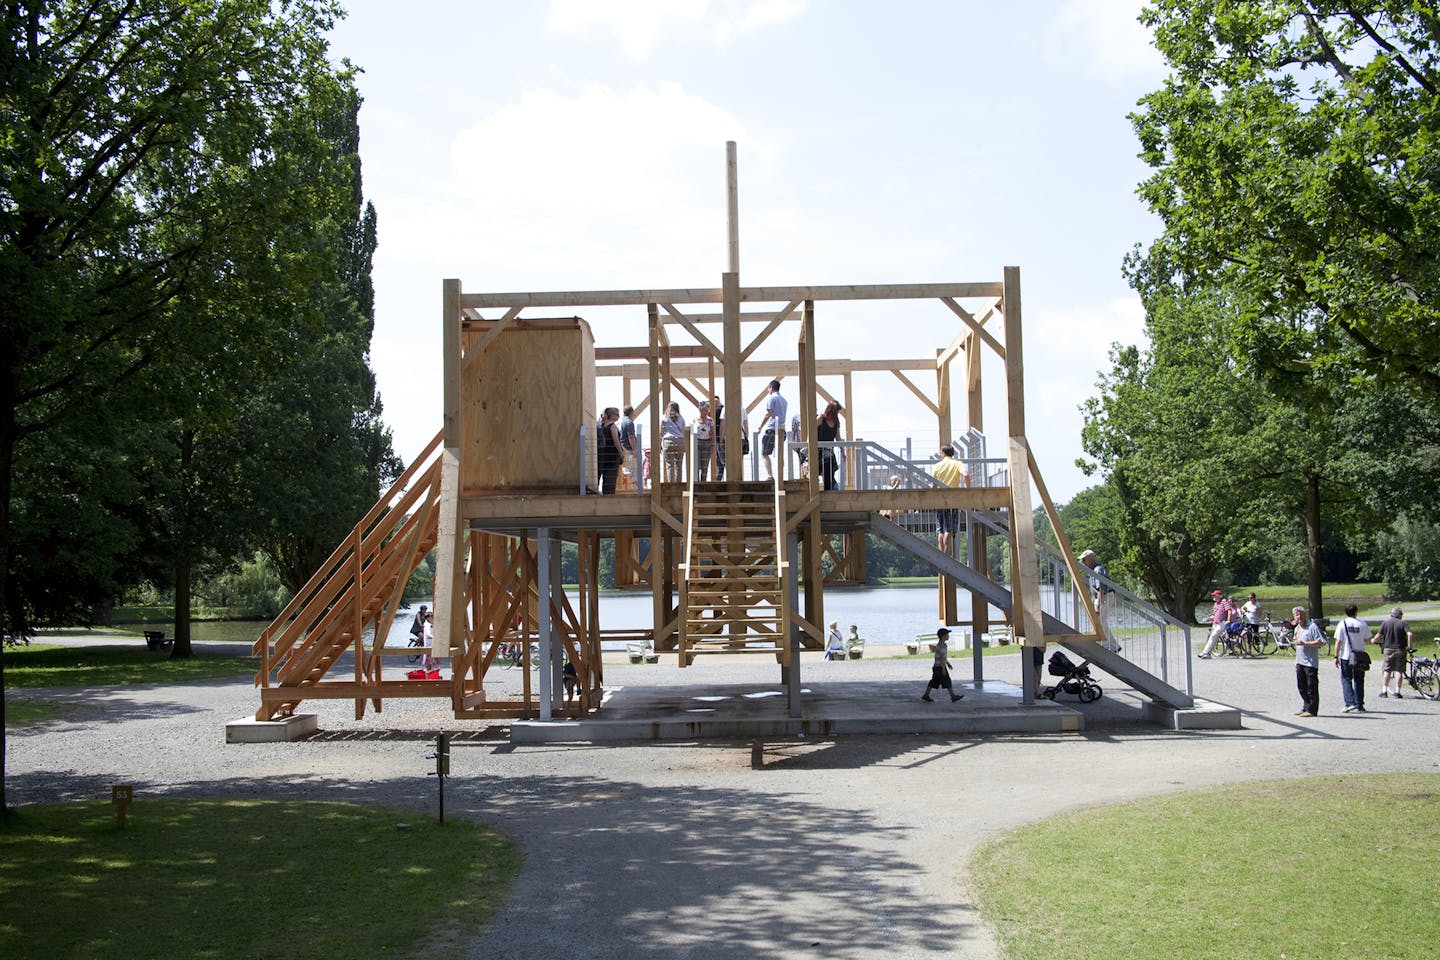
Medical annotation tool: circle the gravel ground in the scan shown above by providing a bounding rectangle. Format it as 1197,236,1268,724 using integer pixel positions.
8,641,1440,960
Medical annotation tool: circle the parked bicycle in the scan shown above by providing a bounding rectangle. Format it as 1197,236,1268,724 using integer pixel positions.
1253,617,1289,656
1210,621,1263,658
1401,642,1440,700
498,641,540,670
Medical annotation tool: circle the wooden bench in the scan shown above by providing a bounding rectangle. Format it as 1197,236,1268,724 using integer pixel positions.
143,630,169,651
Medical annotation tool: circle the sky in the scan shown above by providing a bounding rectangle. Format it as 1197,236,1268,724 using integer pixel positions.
325,0,1168,502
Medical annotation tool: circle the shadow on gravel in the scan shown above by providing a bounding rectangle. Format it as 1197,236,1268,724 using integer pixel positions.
7,768,977,958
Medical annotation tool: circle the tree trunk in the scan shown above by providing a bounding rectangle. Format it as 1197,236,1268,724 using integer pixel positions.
1304,473,1324,620
169,429,194,659
171,551,193,658
1,391,15,816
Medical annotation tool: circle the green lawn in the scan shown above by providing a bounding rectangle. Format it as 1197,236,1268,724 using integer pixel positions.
3,699,78,724
0,799,522,960
972,774,1440,960
5,643,257,688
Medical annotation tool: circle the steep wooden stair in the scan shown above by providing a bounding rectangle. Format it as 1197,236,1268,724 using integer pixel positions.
678,481,802,664
254,431,445,719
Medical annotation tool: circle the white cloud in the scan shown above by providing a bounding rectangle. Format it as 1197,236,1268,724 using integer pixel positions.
434,82,763,289
547,0,808,58
1048,0,1164,84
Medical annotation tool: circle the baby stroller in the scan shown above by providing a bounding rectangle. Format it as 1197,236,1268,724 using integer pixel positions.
1042,649,1103,703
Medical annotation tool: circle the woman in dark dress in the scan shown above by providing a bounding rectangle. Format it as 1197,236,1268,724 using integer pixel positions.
816,400,844,490
596,407,623,494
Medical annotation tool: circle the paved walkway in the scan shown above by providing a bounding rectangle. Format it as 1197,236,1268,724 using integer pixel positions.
8,641,1439,959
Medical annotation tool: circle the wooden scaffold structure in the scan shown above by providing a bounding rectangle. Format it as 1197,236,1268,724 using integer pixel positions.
253,143,1192,726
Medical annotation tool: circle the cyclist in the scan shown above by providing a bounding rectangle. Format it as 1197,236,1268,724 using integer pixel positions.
1376,607,1414,699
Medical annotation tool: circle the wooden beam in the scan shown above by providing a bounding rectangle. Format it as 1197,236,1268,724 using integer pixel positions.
661,302,724,361
890,369,941,415
942,297,1006,359
740,300,799,362
458,281,1003,310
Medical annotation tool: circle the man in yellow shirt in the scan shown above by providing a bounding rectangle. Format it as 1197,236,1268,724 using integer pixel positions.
931,444,969,555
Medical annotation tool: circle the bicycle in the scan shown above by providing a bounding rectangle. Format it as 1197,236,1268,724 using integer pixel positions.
1254,617,1289,656
407,632,424,664
1208,622,1261,658
1400,642,1440,700
498,641,540,670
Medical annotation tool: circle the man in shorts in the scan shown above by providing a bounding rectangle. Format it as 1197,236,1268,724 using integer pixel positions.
1377,606,1414,698
931,444,967,555
761,379,787,479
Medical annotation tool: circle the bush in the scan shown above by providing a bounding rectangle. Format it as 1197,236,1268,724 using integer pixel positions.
1364,515,1440,601
194,553,289,619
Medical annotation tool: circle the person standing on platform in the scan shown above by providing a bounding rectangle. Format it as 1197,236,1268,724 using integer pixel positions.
931,444,967,555
660,402,686,484
596,407,623,495
694,400,715,481
921,627,964,702
817,401,844,490
617,405,638,486
761,379,788,480
712,398,727,481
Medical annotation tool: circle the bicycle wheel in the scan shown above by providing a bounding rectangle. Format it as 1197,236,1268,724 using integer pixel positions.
1245,634,1266,658
1412,663,1440,700
1256,626,1277,656
408,638,422,664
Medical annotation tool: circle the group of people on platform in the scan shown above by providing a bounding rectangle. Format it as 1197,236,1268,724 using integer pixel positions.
1201,589,1417,716
591,380,853,493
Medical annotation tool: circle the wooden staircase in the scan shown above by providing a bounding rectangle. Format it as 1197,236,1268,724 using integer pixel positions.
254,431,446,720
677,481,793,664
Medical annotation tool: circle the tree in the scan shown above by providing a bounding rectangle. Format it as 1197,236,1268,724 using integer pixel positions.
1132,1,1440,397
1080,292,1291,621
238,88,400,597
1,0,353,813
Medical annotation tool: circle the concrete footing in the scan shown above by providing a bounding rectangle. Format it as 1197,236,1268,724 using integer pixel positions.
226,714,318,743
1141,698,1243,730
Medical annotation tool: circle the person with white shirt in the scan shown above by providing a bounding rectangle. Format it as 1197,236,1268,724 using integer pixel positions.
1332,603,1372,712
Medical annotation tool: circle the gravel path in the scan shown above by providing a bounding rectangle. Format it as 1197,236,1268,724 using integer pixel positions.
8,642,1440,960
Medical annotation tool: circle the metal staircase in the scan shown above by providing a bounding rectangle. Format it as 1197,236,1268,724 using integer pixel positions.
677,481,800,665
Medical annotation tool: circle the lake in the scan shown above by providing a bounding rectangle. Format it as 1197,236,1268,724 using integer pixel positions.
123,584,1066,651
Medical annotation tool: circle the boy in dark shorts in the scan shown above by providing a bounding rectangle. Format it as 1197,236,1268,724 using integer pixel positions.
921,627,964,702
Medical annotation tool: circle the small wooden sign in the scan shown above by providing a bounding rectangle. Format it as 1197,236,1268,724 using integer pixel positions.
111,784,134,828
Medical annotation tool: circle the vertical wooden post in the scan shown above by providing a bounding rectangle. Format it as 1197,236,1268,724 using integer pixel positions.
966,328,988,664
937,347,958,626
352,525,364,719
799,301,823,636
726,140,740,274
434,279,468,681
1001,267,1043,703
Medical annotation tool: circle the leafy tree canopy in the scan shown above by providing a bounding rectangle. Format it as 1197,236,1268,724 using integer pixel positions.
1131,1,1440,396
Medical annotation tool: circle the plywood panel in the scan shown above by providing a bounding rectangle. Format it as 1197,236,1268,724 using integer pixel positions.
461,320,596,492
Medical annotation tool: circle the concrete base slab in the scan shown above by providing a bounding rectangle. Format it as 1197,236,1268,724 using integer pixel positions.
226,714,318,743
511,679,1084,743
1141,698,1243,730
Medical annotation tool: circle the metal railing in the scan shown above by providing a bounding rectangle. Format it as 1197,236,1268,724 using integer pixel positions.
967,509,1193,695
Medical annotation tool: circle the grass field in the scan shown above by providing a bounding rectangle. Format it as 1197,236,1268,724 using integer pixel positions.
5,643,257,688
971,774,1440,960
0,799,522,960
